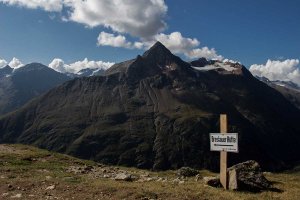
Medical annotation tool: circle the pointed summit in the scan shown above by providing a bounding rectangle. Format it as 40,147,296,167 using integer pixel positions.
142,41,172,58
106,41,192,78
141,41,179,68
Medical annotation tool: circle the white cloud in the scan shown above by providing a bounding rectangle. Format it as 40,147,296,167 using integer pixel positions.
49,58,114,74
0,0,63,12
0,0,225,61
48,58,66,73
97,32,134,49
1,0,167,38
9,57,24,68
250,59,300,86
147,32,224,60
96,31,224,60
185,47,224,60
68,58,114,72
223,58,240,64
65,0,167,38
152,32,200,54
0,58,8,68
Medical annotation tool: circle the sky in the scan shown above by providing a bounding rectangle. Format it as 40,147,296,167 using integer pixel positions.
0,0,299,84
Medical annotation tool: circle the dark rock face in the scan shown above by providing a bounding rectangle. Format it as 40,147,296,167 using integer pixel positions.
256,76,300,110
228,160,272,191
0,43,299,172
0,63,70,115
190,58,214,67
0,66,13,78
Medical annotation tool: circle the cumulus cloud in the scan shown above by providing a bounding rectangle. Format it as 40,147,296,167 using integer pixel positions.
0,0,225,61
65,0,167,38
68,58,114,72
152,32,200,53
136,32,223,60
0,58,8,68
185,47,224,60
97,32,145,49
223,58,240,64
48,58,66,73
98,32,132,49
0,0,167,38
0,0,63,12
9,57,24,68
250,59,300,86
96,31,223,60
49,58,114,74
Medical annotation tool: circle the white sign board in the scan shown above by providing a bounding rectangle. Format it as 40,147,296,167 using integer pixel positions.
210,133,238,153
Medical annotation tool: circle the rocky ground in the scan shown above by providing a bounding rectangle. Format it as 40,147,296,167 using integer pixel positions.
0,144,299,200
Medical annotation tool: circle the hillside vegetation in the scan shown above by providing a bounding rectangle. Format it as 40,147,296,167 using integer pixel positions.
0,144,299,200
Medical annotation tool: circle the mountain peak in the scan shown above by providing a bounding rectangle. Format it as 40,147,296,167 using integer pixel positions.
106,41,192,79
14,63,47,72
142,41,172,58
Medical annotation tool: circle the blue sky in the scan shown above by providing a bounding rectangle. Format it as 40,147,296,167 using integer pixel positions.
0,0,299,70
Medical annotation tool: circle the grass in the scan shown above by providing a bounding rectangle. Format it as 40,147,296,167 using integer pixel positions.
0,144,299,199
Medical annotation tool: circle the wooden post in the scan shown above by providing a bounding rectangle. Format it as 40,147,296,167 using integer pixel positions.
220,114,228,189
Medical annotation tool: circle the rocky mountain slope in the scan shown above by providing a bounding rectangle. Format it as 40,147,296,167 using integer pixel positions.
0,42,299,171
0,63,70,115
255,76,300,110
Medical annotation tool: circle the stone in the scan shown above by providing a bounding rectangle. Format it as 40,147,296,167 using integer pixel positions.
45,185,56,190
114,173,135,181
203,176,221,187
195,174,202,182
177,167,199,177
227,160,272,191
228,169,238,190
2,193,9,197
11,193,22,198
172,177,181,183
83,165,94,172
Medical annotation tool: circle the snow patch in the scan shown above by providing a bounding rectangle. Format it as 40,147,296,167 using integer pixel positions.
193,62,236,72
193,65,218,71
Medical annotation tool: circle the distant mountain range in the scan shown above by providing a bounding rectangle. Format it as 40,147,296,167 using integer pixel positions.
0,63,70,115
66,68,106,78
0,63,107,115
0,42,299,172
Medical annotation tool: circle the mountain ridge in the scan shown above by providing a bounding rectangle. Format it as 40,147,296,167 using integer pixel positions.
0,63,70,115
0,43,299,171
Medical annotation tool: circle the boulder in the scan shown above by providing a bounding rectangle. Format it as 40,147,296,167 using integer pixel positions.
177,167,199,177
228,160,272,191
203,176,221,187
114,173,136,181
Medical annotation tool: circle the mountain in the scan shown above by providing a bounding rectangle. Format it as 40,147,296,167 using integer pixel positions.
0,42,299,171
256,76,300,110
66,68,106,78
0,63,70,115
0,65,13,78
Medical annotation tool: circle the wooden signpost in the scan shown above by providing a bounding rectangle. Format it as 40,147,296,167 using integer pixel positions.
210,114,239,189
220,114,228,189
